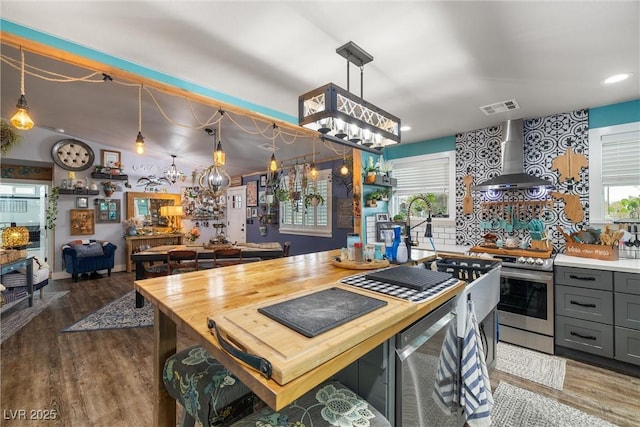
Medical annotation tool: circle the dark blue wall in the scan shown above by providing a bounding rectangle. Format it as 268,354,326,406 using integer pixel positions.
244,158,352,256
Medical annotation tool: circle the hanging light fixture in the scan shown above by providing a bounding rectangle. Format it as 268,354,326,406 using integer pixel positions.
215,111,226,166
298,41,401,152
340,156,349,176
164,154,185,184
200,125,230,197
309,139,318,180
10,47,34,130
269,124,278,172
135,85,145,154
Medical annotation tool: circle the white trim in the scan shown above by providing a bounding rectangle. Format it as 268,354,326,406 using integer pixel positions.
589,122,640,223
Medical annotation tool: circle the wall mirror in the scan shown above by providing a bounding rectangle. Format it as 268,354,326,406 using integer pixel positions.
126,192,181,232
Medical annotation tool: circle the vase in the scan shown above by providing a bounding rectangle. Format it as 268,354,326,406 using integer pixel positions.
127,227,137,236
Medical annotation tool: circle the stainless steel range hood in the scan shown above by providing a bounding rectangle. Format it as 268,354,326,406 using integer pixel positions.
473,119,554,191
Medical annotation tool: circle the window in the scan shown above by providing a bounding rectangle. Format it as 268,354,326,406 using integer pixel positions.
589,122,640,222
389,151,455,220
279,169,332,237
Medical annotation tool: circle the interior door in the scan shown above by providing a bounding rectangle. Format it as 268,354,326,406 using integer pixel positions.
226,186,246,244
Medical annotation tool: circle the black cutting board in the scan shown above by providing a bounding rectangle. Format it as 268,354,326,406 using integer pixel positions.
365,266,453,291
258,287,387,338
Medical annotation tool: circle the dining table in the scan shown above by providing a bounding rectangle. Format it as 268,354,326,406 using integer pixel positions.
130,242,284,307
134,249,464,426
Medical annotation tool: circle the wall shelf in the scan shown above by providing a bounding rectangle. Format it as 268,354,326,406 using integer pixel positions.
58,189,99,195
91,173,128,180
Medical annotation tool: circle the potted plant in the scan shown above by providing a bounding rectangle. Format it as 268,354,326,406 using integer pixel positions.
274,186,290,202
1,120,23,155
103,182,116,197
380,188,390,202
363,157,379,184
365,190,381,207
304,189,325,209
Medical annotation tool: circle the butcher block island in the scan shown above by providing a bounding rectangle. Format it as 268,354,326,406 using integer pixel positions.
135,250,465,425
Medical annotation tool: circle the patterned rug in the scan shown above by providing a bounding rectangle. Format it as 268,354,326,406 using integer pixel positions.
1,291,69,344
496,342,566,390
492,382,616,427
62,290,153,332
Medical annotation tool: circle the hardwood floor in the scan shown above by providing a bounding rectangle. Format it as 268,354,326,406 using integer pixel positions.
1,272,639,426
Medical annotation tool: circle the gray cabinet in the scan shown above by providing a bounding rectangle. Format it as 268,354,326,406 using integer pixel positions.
555,266,614,358
614,272,640,366
555,266,640,367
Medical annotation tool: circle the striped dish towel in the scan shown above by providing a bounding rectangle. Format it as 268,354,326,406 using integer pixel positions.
460,300,494,427
432,317,459,415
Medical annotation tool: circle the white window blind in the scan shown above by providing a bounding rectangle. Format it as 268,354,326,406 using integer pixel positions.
280,169,332,237
392,155,450,196
601,130,640,186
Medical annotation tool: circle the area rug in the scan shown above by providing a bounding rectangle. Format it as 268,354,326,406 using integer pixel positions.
496,342,566,390
62,290,153,332
492,381,616,427
1,291,69,344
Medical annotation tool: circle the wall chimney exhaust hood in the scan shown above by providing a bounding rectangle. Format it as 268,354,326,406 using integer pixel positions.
473,119,554,191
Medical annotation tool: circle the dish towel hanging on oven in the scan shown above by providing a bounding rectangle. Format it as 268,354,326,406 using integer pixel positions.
460,299,494,427
432,314,459,415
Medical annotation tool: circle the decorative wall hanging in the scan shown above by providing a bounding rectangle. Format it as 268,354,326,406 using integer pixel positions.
70,209,95,235
180,186,218,219
136,175,170,192
246,181,257,206
95,199,121,224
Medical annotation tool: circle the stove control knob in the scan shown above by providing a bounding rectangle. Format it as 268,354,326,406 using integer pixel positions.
535,258,545,266
526,257,535,264
518,257,527,264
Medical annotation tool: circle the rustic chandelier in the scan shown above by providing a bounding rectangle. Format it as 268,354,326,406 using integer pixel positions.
298,41,401,153
164,154,185,184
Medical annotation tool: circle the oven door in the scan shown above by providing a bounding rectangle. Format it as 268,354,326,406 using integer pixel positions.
498,267,554,337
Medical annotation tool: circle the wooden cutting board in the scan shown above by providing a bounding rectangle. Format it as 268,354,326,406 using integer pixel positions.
551,191,584,223
463,175,474,215
208,284,416,385
551,149,588,182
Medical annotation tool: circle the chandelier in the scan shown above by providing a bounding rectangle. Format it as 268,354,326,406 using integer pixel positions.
298,41,401,152
164,154,186,184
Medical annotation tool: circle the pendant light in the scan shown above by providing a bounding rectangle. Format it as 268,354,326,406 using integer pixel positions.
309,139,318,180
135,85,145,154
269,124,278,172
214,112,226,166
164,155,185,184
340,156,349,175
10,48,34,130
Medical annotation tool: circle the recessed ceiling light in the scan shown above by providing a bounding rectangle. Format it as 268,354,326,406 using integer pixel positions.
602,73,633,85
400,125,412,132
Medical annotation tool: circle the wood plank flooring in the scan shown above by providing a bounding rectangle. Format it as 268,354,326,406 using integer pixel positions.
1,272,639,426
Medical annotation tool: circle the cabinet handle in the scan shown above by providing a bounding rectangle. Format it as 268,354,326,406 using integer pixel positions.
569,300,596,308
570,331,596,340
569,274,595,281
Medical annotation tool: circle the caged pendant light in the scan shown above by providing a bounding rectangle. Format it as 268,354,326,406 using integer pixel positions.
164,154,186,184
10,48,35,130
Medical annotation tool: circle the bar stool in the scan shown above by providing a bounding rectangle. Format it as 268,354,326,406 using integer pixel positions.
163,345,256,427
230,380,392,427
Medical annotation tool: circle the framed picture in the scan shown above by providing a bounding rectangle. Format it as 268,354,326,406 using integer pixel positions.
76,196,89,209
375,213,390,222
246,181,257,206
101,149,121,167
246,207,252,219
258,190,266,204
251,207,258,217
260,174,267,187
70,209,95,235
95,198,121,224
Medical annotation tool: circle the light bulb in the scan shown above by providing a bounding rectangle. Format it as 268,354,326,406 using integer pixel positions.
309,162,319,180
340,162,349,175
214,140,226,166
135,131,145,154
10,95,34,130
269,153,278,172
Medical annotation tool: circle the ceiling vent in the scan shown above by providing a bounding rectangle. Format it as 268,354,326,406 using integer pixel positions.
480,99,520,116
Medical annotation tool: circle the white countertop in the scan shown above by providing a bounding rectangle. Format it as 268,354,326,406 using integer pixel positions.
555,253,640,274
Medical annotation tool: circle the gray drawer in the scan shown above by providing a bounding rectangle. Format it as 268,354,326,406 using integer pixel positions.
615,326,640,366
614,272,640,296
555,315,613,358
555,285,613,324
615,292,640,330
554,266,613,291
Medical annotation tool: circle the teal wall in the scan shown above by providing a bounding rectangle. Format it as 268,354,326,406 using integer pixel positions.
589,99,640,129
383,135,455,159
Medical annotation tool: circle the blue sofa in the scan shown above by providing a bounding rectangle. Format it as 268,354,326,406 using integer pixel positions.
62,240,117,282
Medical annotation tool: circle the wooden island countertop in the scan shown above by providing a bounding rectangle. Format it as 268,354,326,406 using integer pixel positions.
135,249,465,426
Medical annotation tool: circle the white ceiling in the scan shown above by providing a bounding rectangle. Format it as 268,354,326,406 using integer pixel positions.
1,1,639,177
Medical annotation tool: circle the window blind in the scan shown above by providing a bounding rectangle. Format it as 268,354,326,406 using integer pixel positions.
602,130,640,186
392,157,450,196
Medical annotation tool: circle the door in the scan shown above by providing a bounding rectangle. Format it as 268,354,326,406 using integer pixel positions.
226,186,246,244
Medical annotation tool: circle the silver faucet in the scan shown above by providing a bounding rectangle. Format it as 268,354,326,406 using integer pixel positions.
405,195,433,260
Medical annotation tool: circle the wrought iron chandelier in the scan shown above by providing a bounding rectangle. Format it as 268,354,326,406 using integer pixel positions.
298,41,401,153
164,154,186,184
